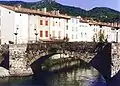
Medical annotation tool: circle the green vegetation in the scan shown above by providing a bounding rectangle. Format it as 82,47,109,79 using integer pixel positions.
93,30,107,42
0,0,120,23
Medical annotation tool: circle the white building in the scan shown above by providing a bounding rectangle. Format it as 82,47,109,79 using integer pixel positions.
49,15,69,41
0,5,30,44
78,22,94,42
0,4,70,44
110,27,120,42
28,14,38,43
90,25,102,42
0,4,119,44
66,17,94,42
65,17,80,42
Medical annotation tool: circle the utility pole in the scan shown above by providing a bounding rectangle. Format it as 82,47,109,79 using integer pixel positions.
34,29,38,43
14,27,19,44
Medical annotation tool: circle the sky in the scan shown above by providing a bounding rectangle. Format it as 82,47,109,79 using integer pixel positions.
3,0,120,11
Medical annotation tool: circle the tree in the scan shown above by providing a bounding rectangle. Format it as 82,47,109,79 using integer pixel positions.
98,30,105,42
93,29,107,42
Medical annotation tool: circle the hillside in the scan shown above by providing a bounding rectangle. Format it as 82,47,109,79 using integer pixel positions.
0,0,120,23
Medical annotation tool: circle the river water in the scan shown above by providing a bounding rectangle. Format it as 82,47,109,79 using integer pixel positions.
0,63,107,86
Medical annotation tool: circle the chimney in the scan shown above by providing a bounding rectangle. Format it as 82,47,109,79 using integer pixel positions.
37,9,40,12
118,23,120,27
42,8,47,13
65,14,67,16
51,10,55,15
14,6,18,10
56,10,59,15
17,4,22,9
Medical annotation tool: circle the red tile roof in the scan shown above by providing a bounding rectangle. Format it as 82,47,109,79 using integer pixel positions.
0,4,70,19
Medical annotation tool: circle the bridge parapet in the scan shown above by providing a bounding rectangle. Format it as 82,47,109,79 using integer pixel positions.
26,42,97,65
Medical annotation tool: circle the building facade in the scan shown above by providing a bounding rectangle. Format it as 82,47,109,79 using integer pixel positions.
0,4,119,44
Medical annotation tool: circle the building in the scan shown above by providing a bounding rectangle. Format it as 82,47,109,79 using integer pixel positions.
65,17,80,42
78,22,94,42
66,17,94,42
101,26,112,42
0,4,70,44
0,4,119,44
0,5,29,44
28,14,38,43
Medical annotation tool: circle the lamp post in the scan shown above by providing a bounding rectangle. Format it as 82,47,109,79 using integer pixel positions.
14,27,19,44
116,17,119,43
116,29,118,42
34,29,38,42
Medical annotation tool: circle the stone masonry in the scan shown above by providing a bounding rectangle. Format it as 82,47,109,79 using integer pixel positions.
0,42,120,79
9,44,33,76
111,43,120,77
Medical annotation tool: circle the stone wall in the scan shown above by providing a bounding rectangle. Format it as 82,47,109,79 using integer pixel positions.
0,44,9,69
111,43,120,77
26,42,97,65
9,44,33,76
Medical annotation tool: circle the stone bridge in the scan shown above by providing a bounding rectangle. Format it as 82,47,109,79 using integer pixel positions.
26,42,97,65
0,42,120,83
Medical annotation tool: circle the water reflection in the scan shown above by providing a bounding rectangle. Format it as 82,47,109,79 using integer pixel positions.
46,67,106,86
0,65,107,86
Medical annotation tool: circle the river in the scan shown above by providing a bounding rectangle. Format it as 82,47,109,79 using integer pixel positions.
0,62,107,86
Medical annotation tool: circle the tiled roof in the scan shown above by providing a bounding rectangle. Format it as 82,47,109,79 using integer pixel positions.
0,4,70,19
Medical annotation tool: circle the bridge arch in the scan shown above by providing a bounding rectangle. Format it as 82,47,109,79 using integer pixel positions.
26,42,113,83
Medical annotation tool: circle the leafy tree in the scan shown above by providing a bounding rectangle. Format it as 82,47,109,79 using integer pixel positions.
98,30,105,42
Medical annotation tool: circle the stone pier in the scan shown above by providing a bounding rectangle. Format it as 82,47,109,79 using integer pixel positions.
9,44,33,76
111,43,120,77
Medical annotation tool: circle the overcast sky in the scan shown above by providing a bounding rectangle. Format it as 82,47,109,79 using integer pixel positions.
2,0,120,11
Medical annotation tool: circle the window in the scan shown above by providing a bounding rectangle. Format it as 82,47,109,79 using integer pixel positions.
0,18,1,25
66,34,68,38
45,21,48,26
66,25,68,30
40,31,43,37
66,19,68,23
53,21,55,26
9,11,11,14
52,31,55,38
81,33,83,38
0,10,1,16
76,35,78,39
85,33,87,38
72,19,74,23
45,31,48,37
76,20,78,24
93,28,95,32
0,30,1,37
72,35,74,39
58,31,61,39
40,20,43,25
76,27,78,31
72,27,74,31
59,22,60,26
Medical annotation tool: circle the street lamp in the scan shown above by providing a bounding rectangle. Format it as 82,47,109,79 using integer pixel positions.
14,27,19,44
116,28,119,42
115,16,119,43
34,29,38,42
